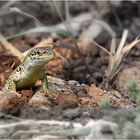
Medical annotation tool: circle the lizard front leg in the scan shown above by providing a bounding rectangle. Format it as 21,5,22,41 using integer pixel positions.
42,77,57,99
5,79,22,97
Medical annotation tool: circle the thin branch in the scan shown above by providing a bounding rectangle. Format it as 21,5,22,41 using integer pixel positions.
89,39,110,55
10,7,42,27
52,0,74,36
0,34,23,60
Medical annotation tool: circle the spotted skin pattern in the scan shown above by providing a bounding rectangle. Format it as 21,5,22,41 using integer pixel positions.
5,46,56,98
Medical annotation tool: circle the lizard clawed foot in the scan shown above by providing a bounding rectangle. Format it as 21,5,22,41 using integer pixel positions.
5,88,22,97
45,90,58,100
14,92,22,97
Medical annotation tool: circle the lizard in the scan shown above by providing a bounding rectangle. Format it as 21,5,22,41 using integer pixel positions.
5,45,57,98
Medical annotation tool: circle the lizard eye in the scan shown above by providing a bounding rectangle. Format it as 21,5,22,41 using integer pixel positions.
42,51,51,55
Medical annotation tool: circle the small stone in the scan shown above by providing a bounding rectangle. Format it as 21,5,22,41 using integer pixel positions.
28,91,51,107
62,108,80,119
57,92,78,109
116,66,140,93
20,90,33,98
77,90,87,97
0,88,29,109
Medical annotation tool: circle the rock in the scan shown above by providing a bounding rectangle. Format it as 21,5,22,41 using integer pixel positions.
28,91,51,107
116,67,140,92
20,90,33,98
57,92,78,109
0,88,29,109
0,76,86,109
62,108,80,119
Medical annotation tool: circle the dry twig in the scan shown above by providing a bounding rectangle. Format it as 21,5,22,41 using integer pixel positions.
104,30,140,87
0,34,23,60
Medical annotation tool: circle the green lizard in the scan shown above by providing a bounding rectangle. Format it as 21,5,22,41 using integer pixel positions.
5,45,57,98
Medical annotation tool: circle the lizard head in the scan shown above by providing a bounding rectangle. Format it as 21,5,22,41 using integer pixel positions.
25,46,55,66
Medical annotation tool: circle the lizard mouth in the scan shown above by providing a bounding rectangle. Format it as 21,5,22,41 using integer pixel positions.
42,50,55,59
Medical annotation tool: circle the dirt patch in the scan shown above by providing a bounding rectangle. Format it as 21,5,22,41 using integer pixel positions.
1,106,103,121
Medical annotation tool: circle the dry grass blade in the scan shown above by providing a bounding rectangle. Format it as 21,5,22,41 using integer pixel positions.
0,6,41,26
10,7,42,26
0,120,81,129
0,34,23,60
106,30,140,83
13,128,88,137
55,51,70,66
52,0,73,36
0,1,17,16
11,120,117,139
122,38,140,55
108,37,116,73
94,19,116,38
3,26,70,40
0,1,17,9
64,0,70,21
0,112,23,121
108,30,128,78
90,39,110,55
115,29,128,59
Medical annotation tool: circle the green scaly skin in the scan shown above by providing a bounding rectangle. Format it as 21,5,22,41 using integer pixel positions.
5,45,56,98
